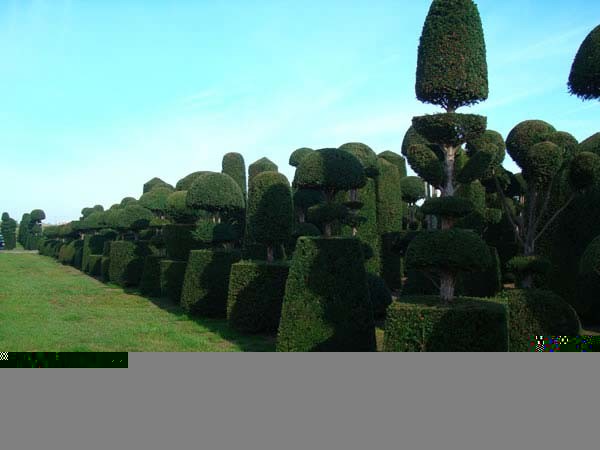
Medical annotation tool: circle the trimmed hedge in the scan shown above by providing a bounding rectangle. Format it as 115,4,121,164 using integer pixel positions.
58,240,84,268
498,289,581,352
458,246,502,298
367,272,393,319
139,255,165,297
88,255,103,276
160,260,188,303
101,257,110,282
163,224,204,261
276,237,376,352
82,234,114,273
227,260,290,334
383,296,508,352
180,249,241,317
108,240,153,287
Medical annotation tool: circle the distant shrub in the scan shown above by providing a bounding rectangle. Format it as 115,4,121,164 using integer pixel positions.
276,237,376,352
160,260,188,303
180,249,241,317
383,296,508,352
227,260,290,334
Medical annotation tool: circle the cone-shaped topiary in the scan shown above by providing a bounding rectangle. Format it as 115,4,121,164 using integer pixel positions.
247,171,293,262
568,25,600,101
276,236,376,351
249,157,278,185
289,147,314,167
222,152,247,200
416,0,488,111
143,177,174,194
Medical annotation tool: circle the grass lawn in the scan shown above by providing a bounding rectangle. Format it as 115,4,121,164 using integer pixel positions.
0,252,275,352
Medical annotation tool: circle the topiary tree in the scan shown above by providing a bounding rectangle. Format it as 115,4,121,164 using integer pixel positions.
246,171,293,262
289,147,314,168
378,150,407,178
143,177,174,194
186,172,245,225
294,148,366,237
165,190,204,224
120,197,137,207
400,176,426,228
292,188,325,223
114,205,154,240
138,187,173,218
568,25,600,101
222,152,247,200
248,157,278,186
175,171,212,191
1,213,17,250
496,120,600,287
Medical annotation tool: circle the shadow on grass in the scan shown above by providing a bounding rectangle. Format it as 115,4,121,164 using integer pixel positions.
119,285,276,352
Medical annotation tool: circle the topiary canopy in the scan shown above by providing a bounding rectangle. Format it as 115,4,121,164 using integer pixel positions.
117,205,154,231
222,152,247,198
415,0,488,111
568,25,600,101
289,147,314,167
186,172,245,215
143,177,174,194
30,209,46,222
175,171,213,191
249,157,278,183
401,176,426,204
138,187,173,214
378,150,407,178
338,142,380,177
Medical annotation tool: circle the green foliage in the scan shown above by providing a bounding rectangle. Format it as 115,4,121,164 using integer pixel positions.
550,131,579,158
247,171,293,252
117,205,154,231
404,143,445,188
498,289,581,352
82,234,114,273
87,255,103,277
568,25,600,100
165,190,203,224
101,256,111,281
192,221,238,245
580,235,600,276
143,177,174,194
293,188,325,222
1,212,8,221
160,260,188,303
108,241,153,287
175,171,212,191
507,255,551,278
406,228,491,275
367,272,392,319
400,177,426,204
58,240,84,268
289,147,314,167
505,120,556,168
163,224,204,260
139,255,165,297
186,172,245,216
569,151,600,191
579,132,600,155
249,157,278,184
276,237,376,352
227,260,290,333
412,113,487,147
421,196,473,218
376,158,403,235
222,152,247,199
378,151,407,178
120,197,137,207
339,142,379,177
294,148,366,196
458,246,502,297
455,181,487,232
138,187,173,215
0,216,17,249
180,249,241,317
383,296,508,351
30,209,46,222
415,0,488,110
522,141,563,188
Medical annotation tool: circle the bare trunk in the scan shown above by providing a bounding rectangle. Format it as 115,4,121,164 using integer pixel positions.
324,222,332,237
440,272,456,305
299,211,305,223
266,245,274,263
442,145,456,197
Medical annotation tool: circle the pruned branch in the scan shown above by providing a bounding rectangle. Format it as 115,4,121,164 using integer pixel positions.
534,193,575,243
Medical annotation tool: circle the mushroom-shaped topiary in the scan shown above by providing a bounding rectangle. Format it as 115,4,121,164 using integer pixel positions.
416,0,488,112
406,228,491,304
186,172,245,223
30,209,46,222
116,205,154,238
247,171,293,262
401,176,426,228
294,148,366,236
139,187,173,217
339,142,380,177
289,147,314,168
165,190,204,224
175,171,213,191
568,25,600,101
143,177,174,194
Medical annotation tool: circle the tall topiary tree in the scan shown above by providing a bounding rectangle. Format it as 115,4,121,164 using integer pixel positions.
187,172,245,224
400,176,426,228
1,213,17,250
175,171,212,191
403,0,495,304
248,157,278,186
222,153,247,201
568,25,600,101
294,148,366,237
247,171,293,262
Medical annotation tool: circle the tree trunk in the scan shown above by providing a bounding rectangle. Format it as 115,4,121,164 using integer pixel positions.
442,145,456,197
440,271,456,305
267,245,274,263
299,211,305,223
324,223,332,237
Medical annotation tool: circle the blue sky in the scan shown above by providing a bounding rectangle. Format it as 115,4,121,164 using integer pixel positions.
1,0,599,224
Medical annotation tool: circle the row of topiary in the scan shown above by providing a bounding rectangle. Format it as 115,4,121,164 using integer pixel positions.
1,212,18,250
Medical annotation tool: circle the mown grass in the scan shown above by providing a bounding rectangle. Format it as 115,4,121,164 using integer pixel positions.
0,253,275,352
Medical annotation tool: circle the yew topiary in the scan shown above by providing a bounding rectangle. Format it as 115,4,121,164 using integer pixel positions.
568,25,600,101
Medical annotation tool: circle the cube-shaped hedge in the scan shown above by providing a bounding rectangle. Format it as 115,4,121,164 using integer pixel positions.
87,255,103,276
163,224,204,261
180,249,241,317
160,260,188,303
108,241,153,287
83,234,114,273
498,289,581,352
227,260,290,334
383,296,508,352
139,255,165,297
101,256,110,282
276,237,376,352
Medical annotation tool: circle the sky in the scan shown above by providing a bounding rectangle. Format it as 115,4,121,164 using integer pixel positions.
0,0,599,224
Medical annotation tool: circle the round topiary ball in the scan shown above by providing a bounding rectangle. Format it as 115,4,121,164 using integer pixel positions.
522,141,563,188
569,151,600,191
506,120,556,168
118,205,154,231
120,197,138,207
421,196,474,219
186,172,245,214
143,177,174,194
175,171,213,191
139,187,173,214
